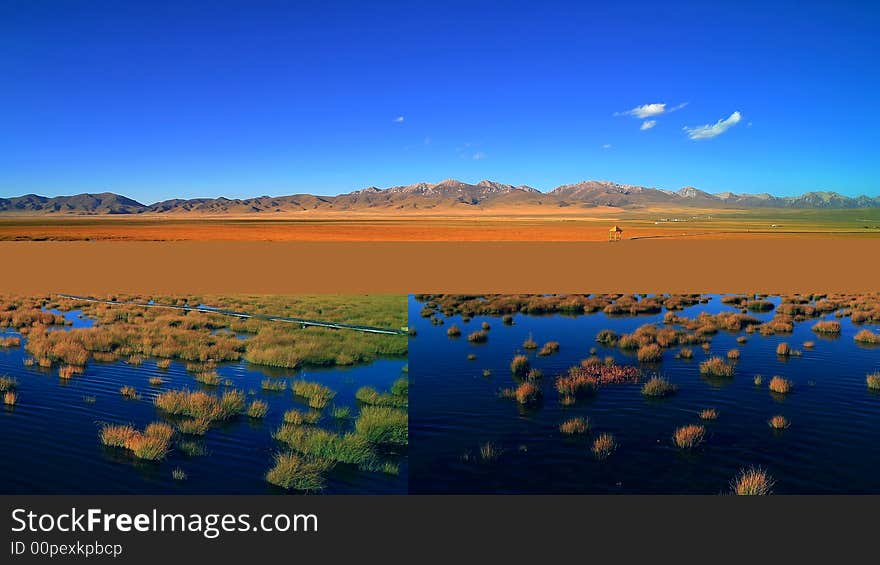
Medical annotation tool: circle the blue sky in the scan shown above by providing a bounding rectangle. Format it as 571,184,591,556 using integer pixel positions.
1,0,878,202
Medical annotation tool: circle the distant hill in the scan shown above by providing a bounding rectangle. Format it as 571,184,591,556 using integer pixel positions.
1,180,878,215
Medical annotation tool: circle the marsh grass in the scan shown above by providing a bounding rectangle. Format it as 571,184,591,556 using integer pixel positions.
149,377,164,387
331,406,350,419
283,409,322,426
731,466,775,495
866,372,880,390
120,386,140,400
172,467,187,481
636,344,662,363
273,425,375,465
193,370,220,386
522,334,538,349
776,343,791,357
673,424,706,449
678,347,693,359
292,380,336,409
811,321,841,335
3,391,17,406
510,355,530,377
538,341,560,356
592,433,617,460
514,382,542,406
699,357,735,378
559,417,589,435
855,329,880,345
246,399,269,419
699,408,718,420
156,358,172,370
753,374,763,386
0,336,21,348
479,441,501,462
100,422,172,460
355,383,408,408
641,376,677,397
727,348,740,360
768,415,790,429
0,376,17,392
467,330,488,343
155,389,245,421
768,376,793,394
265,452,333,491
803,341,815,349
176,418,211,435
261,379,287,392
354,406,408,446
446,325,461,338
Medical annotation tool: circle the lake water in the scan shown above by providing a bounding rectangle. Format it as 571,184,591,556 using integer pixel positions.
408,295,880,494
0,310,407,494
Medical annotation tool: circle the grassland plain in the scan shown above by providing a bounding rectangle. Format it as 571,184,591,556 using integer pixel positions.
1,207,879,242
0,293,408,494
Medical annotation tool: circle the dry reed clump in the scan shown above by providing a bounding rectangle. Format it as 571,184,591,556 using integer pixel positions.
854,329,880,345
246,399,269,419
673,424,706,449
811,320,841,334
641,376,678,397
261,379,287,392
193,370,220,386
699,357,735,378
768,415,790,429
172,467,187,481
768,376,793,394
522,334,538,349
119,386,140,400
58,365,83,379
479,441,501,462
502,315,514,325
292,380,336,409
446,325,461,338
538,341,560,356
0,336,21,348
156,358,172,369
803,341,815,349
555,373,597,401
699,408,718,420
4,391,17,406
753,374,763,386
354,406,408,446
866,372,880,390
0,376,17,392
467,330,488,343
99,421,173,460
510,355,530,377
559,417,589,435
775,343,791,356
727,348,740,360
176,418,211,435
265,452,333,491
596,329,618,345
149,376,164,386
731,466,775,495
514,382,542,406
591,433,617,460
637,344,662,363
678,347,693,359
283,409,322,426
155,389,246,421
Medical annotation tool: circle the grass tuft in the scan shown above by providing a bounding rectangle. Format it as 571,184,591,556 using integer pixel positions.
673,424,706,449
641,376,677,397
731,466,775,495
559,417,589,434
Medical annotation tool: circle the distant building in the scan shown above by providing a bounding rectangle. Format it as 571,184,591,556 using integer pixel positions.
609,225,623,242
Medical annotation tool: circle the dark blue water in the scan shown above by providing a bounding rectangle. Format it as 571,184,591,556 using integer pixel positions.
409,295,880,494
0,310,407,494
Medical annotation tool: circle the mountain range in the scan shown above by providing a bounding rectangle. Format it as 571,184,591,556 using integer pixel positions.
1,179,878,215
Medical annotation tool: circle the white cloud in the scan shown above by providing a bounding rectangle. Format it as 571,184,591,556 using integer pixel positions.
640,120,657,130
601,143,612,149
668,102,689,112
615,103,666,118
392,116,405,123
683,111,742,140
472,151,488,160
